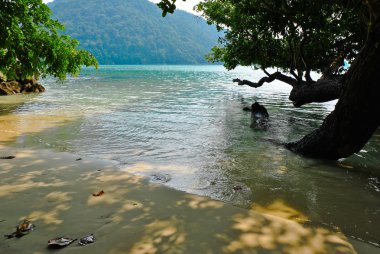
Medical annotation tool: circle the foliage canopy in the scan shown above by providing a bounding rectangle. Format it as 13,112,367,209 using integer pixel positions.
202,0,368,78
0,0,97,80
159,0,367,81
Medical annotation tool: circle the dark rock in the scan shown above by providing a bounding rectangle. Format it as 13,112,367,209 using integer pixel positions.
0,80,45,95
247,102,269,130
0,81,21,95
251,102,269,118
18,77,38,85
243,102,269,117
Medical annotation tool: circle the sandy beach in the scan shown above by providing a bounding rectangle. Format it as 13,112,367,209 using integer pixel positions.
0,145,359,254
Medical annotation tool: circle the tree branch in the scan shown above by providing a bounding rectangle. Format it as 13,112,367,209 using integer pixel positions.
289,77,342,107
233,71,298,88
289,69,299,80
233,73,342,107
305,69,314,83
262,68,271,76
233,77,273,88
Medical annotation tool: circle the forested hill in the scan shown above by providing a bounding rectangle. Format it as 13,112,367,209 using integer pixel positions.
48,0,221,65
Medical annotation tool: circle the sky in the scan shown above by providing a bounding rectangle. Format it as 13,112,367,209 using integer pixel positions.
149,0,202,14
42,0,202,15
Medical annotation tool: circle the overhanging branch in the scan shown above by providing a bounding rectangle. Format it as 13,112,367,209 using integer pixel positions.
233,71,298,88
289,78,342,107
233,71,343,107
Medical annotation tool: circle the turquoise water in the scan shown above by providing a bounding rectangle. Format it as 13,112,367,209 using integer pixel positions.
1,65,380,250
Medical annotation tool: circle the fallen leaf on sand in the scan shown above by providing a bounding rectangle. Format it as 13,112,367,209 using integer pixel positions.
92,190,105,197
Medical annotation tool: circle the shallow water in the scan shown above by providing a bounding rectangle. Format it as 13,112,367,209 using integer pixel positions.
1,65,379,250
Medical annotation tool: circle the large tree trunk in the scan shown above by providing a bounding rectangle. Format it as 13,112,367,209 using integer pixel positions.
286,7,380,159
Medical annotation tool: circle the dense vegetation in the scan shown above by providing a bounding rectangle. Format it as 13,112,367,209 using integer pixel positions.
0,0,97,81
199,1,365,75
48,0,221,65
158,0,380,160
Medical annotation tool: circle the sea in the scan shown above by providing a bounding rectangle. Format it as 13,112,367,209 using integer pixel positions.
1,65,379,251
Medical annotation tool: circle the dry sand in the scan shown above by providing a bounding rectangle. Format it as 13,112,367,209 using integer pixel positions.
0,145,358,254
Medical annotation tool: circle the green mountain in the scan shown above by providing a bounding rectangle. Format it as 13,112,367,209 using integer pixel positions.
48,0,221,65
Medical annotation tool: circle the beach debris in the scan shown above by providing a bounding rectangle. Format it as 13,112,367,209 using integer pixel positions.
78,234,95,246
4,219,35,239
92,190,105,197
150,173,171,183
47,237,77,248
232,185,243,191
0,219,5,223
0,156,15,159
76,158,82,161
17,220,35,233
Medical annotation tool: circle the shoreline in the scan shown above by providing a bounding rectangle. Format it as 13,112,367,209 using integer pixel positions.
0,145,360,254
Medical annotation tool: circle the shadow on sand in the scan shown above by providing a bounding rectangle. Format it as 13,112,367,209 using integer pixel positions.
0,147,356,254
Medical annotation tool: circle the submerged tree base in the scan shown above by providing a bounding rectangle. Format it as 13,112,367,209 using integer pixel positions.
285,17,380,160
0,79,45,95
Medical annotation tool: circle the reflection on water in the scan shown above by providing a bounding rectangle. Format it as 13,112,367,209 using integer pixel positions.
0,65,379,250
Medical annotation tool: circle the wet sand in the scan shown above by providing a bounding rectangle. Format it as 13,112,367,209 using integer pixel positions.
0,145,358,254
